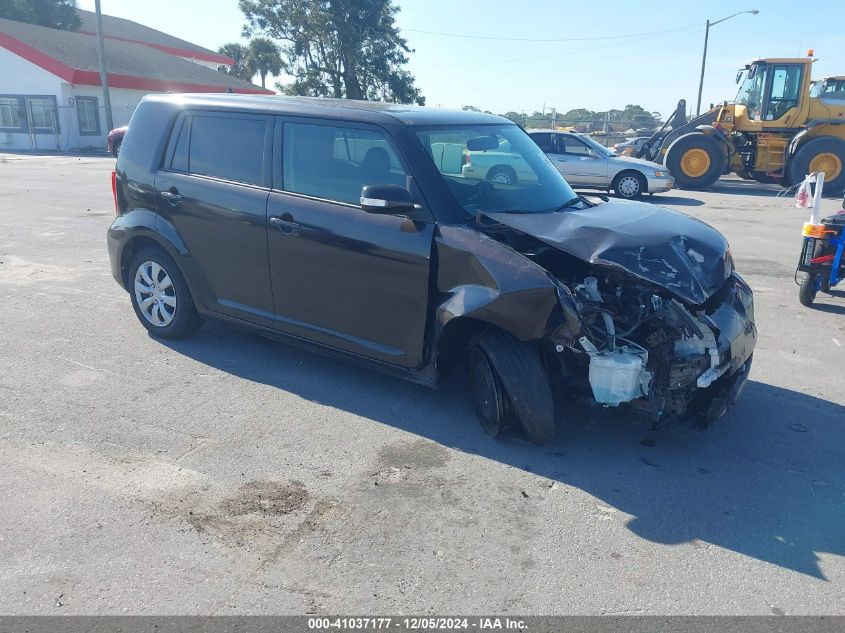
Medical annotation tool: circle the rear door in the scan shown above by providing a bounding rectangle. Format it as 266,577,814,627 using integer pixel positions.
154,111,275,326
265,119,435,368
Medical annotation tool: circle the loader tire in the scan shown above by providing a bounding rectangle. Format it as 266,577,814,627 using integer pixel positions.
664,132,724,190
787,137,845,194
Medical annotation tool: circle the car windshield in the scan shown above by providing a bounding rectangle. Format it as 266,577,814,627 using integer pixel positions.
415,124,578,215
577,134,614,157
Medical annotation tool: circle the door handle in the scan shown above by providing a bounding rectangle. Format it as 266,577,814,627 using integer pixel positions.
160,190,183,206
269,215,301,236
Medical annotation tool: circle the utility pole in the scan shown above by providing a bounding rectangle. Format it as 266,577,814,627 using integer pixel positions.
695,9,759,116
94,0,114,132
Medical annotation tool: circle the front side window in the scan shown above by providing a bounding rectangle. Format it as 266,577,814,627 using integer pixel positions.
558,135,592,156
416,124,577,216
736,63,767,120
76,97,100,135
282,122,408,205
187,115,266,185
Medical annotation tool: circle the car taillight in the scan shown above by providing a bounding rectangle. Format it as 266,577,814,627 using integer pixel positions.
111,170,118,215
464,151,471,166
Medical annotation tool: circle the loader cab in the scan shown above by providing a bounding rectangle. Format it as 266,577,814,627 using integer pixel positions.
810,77,845,101
734,59,810,124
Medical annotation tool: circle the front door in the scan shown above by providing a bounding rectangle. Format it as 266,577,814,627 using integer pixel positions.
548,134,609,187
266,119,434,368
154,111,275,326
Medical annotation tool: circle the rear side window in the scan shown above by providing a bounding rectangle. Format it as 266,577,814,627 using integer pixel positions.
529,132,553,152
282,122,407,205
189,115,266,185
164,113,267,186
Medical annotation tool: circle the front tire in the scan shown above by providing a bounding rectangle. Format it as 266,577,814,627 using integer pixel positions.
611,171,646,199
664,132,724,189
470,329,556,445
128,246,201,339
112,139,122,159
798,273,819,307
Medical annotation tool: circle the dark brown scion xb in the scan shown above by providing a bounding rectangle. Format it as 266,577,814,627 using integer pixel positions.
108,94,756,444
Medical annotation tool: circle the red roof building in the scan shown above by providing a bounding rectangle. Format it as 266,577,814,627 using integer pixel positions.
0,12,271,151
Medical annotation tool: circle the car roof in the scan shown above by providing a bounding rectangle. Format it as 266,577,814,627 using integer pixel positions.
141,93,512,126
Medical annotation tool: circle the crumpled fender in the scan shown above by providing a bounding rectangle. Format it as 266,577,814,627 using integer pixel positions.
433,225,574,342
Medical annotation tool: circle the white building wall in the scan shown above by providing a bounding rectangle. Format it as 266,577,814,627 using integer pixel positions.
0,47,63,151
1,48,159,151
58,84,151,150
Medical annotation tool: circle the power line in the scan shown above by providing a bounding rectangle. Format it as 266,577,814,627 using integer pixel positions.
406,23,699,43
415,25,702,67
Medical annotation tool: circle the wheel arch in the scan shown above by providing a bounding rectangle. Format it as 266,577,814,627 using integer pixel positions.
485,163,518,182
116,215,190,290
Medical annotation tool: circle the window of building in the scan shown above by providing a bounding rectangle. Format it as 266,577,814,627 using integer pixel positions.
26,98,57,131
283,122,408,205
75,97,100,135
0,97,23,131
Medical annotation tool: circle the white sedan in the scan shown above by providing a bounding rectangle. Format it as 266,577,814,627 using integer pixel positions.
461,130,673,199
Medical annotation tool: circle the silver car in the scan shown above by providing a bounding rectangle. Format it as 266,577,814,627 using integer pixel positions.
528,130,673,199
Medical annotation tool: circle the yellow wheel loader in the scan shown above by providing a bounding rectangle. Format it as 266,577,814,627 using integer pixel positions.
636,57,845,192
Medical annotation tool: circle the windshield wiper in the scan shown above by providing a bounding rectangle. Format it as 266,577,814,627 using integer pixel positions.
546,197,584,212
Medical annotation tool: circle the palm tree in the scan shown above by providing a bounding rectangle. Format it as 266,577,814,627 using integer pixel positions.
247,37,283,90
217,43,254,81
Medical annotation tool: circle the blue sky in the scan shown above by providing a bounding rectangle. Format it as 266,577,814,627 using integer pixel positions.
78,0,845,119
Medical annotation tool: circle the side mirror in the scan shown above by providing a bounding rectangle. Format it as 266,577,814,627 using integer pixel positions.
360,184,414,214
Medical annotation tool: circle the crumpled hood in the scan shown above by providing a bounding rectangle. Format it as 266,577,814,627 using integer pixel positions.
485,199,732,305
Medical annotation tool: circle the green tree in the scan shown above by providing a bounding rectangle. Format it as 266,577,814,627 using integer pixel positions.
0,0,80,30
462,105,481,112
239,0,424,104
501,111,526,126
247,37,283,89
217,42,254,81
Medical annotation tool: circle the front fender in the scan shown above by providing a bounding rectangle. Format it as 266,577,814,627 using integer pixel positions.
433,225,570,343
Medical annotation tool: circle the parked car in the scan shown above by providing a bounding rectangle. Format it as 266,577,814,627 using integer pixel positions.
107,125,127,158
612,136,651,156
529,130,674,199
108,95,755,444
461,130,672,199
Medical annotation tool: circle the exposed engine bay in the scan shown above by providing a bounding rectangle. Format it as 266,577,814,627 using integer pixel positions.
476,199,757,426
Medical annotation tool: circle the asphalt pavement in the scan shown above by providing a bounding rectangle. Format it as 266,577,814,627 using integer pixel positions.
0,152,843,615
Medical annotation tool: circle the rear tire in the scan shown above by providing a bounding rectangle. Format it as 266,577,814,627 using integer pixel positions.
128,246,202,339
787,136,845,194
486,165,517,185
611,170,646,199
798,273,819,307
112,139,122,159
471,329,556,445
664,132,724,189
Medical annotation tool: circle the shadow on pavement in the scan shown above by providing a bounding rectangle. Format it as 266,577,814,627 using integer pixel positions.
709,178,843,200
163,321,845,580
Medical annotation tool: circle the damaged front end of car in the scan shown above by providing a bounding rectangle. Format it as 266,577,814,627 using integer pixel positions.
469,200,757,427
